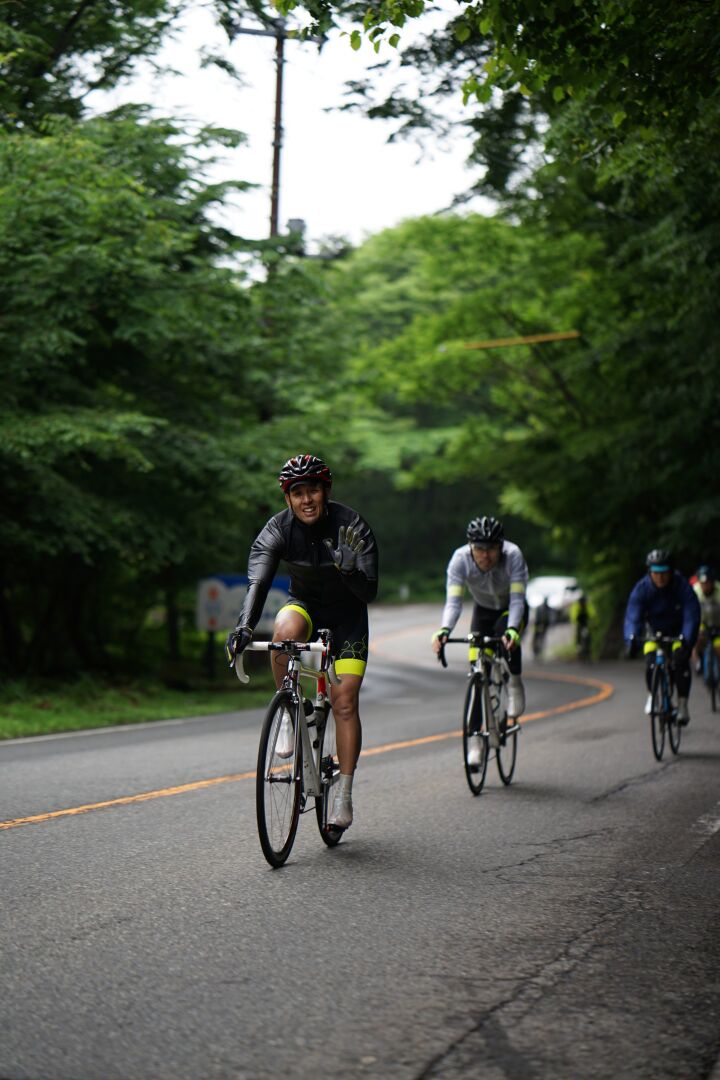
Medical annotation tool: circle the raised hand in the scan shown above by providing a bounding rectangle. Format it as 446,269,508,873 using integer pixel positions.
324,525,366,573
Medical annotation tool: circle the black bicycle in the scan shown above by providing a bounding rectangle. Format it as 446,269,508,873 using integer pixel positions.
439,634,520,795
701,625,719,713
532,622,547,661
234,629,342,867
576,623,592,662
640,633,682,761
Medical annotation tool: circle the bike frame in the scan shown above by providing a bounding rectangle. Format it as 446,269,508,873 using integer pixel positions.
652,643,673,713
441,633,516,740
472,641,510,743
235,633,340,802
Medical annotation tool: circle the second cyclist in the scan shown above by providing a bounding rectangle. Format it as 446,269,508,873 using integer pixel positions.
432,516,530,764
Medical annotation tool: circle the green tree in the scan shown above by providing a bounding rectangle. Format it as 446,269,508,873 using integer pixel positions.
0,111,268,673
0,1,184,128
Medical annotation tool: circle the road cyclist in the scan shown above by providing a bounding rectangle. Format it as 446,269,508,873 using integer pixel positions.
624,548,700,727
692,565,720,709
225,454,379,838
437,630,520,793
431,515,530,769
571,593,593,661
532,597,552,660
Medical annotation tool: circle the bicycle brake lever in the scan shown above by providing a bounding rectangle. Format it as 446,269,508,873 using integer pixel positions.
439,646,448,669
234,651,250,684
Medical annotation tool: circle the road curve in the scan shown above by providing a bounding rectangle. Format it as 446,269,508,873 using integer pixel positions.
1,604,719,1080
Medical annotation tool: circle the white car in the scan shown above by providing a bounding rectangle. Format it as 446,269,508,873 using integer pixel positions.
526,575,581,615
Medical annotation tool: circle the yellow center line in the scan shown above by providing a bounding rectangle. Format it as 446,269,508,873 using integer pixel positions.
0,771,255,832
0,669,613,834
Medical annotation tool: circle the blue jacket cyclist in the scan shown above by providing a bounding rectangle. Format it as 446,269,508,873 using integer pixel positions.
225,455,379,831
623,548,700,725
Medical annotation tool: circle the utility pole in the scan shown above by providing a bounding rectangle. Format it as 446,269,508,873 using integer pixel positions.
270,25,284,238
230,19,321,238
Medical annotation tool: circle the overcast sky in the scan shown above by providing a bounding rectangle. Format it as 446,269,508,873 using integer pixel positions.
92,2,494,249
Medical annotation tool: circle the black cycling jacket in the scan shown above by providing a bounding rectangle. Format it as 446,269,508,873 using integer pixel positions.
237,501,379,631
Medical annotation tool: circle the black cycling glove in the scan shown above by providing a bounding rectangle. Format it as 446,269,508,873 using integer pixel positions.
225,626,252,667
324,525,366,573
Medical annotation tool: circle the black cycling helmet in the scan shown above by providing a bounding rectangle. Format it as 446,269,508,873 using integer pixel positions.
646,548,672,571
697,564,716,582
467,516,504,546
278,454,333,494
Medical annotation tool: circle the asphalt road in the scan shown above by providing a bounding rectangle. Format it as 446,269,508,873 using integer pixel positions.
1,605,719,1080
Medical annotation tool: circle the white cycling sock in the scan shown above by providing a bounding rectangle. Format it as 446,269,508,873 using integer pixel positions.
337,773,353,794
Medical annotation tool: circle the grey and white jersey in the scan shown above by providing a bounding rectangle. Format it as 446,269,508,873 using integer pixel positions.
440,541,529,632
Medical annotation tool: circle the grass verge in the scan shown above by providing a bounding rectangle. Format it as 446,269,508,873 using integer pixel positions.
0,671,277,741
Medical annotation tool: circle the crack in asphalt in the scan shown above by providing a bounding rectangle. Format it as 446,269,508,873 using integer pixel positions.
415,903,625,1079
481,828,614,876
591,760,674,802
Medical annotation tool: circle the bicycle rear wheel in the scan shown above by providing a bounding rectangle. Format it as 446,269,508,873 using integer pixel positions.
668,705,682,754
649,667,666,761
256,692,302,868
315,704,342,847
491,671,516,785
463,676,489,796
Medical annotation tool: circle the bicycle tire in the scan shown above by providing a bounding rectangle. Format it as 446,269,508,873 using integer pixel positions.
256,691,302,868
493,670,517,784
707,649,718,713
668,705,682,754
463,675,489,796
649,665,666,761
577,627,591,662
315,703,343,847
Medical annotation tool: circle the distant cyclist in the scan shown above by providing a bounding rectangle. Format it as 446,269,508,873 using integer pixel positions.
532,598,552,660
571,593,593,659
225,455,379,831
691,565,720,674
623,549,700,725
432,516,529,763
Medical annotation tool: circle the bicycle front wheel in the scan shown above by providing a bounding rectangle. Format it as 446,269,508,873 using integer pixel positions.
315,705,342,848
256,692,302,868
463,676,489,796
649,667,666,761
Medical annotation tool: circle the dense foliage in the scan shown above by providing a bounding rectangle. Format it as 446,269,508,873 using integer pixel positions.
2,0,719,675
275,0,720,617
